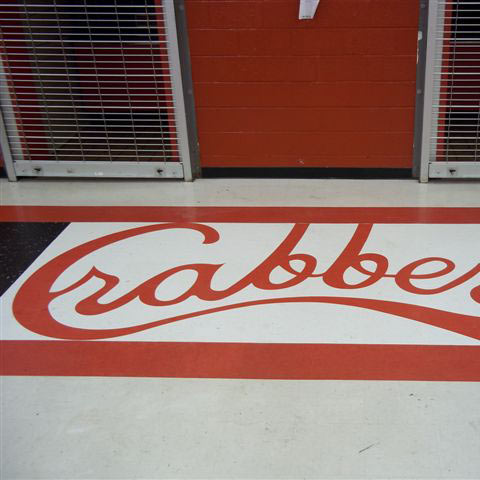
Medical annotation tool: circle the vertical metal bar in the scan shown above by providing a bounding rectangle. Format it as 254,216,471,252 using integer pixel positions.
445,0,459,163
420,0,443,183
412,1,429,178
0,97,17,181
145,0,168,166
24,0,58,163
0,28,28,166
174,0,201,178
475,100,480,162
83,0,112,163
0,57,19,180
114,1,138,163
53,1,86,163
163,0,193,181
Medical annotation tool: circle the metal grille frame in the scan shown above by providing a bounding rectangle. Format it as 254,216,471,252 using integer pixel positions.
0,0,193,181
420,0,480,181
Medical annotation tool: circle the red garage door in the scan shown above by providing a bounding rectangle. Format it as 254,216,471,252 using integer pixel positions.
186,0,419,169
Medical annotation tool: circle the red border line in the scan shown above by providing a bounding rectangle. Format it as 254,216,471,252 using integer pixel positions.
1,341,479,381
1,206,480,223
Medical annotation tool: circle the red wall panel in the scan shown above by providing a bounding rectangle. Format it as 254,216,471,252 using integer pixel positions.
185,0,419,169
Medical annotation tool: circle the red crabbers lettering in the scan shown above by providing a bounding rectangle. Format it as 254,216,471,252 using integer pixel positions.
12,223,480,340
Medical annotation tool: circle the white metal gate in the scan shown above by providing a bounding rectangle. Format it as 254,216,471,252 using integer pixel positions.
0,0,192,180
420,0,480,181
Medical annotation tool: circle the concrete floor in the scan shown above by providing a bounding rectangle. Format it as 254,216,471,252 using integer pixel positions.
2,177,480,207
1,177,480,480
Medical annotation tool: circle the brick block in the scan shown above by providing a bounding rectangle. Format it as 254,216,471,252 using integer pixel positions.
185,1,262,29
201,154,412,168
188,30,238,56
260,0,418,28
191,57,317,82
199,132,413,156
196,107,414,133
194,83,416,108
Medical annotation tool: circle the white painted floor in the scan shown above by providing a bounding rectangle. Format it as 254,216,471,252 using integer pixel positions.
1,177,480,480
3,378,480,479
1,177,480,207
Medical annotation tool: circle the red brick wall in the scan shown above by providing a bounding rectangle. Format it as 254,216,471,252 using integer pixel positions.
185,0,419,169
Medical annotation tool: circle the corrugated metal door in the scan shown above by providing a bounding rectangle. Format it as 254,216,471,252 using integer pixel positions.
0,0,192,180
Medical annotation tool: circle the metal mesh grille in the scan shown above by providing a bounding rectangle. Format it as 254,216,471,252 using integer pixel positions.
0,0,185,177
431,0,480,164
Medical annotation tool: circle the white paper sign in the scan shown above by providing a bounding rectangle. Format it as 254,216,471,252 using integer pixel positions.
299,0,320,19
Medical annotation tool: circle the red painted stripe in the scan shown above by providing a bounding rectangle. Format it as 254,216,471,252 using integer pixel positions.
1,341,479,381
1,206,480,223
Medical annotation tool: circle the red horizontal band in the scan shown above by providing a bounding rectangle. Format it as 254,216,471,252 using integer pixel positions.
2,340,479,381
1,206,480,223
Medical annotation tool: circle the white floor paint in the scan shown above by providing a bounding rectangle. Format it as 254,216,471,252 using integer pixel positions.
1,177,480,207
1,178,480,480
3,377,480,479
3,222,479,345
